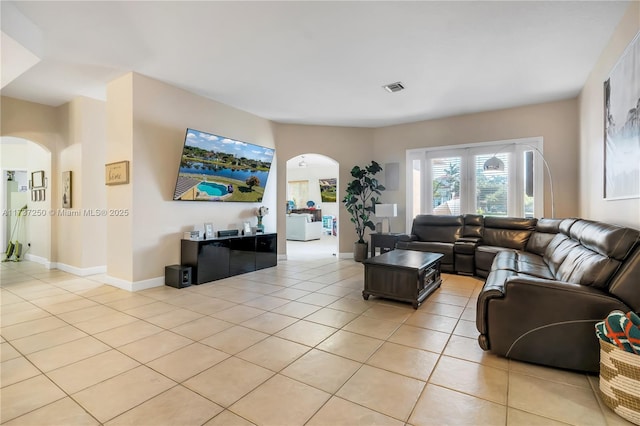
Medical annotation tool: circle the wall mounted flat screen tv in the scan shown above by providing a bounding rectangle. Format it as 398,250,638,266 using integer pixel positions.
173,128,275,202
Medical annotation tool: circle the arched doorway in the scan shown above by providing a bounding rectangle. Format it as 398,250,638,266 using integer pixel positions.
285,154,339,259
1,137,52,265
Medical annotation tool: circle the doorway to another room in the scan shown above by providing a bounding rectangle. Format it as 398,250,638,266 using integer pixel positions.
286,154,339,259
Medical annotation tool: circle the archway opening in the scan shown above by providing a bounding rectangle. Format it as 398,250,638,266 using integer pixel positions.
285,153,339,259
1,136,52,264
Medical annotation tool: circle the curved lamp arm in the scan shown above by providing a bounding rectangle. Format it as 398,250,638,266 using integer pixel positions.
483,143,555,218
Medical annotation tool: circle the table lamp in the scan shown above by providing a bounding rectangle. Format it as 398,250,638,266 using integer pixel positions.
376,203,398,233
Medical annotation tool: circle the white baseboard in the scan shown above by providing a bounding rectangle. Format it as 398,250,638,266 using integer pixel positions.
104,275,164,292
277,254,287,261
338,252,354,259
24,253,53,269
54,262,107,277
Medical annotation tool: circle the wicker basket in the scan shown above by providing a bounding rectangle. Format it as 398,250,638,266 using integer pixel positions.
599,340,640,425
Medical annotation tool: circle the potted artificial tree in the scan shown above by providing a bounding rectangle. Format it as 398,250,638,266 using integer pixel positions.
342,161,385,262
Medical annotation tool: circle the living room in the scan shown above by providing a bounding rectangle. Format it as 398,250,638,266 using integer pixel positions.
1,1,639,425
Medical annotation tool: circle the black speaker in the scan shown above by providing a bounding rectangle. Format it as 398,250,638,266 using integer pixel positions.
165,265,192,288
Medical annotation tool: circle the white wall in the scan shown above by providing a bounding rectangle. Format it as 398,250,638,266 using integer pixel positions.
579,2,640,228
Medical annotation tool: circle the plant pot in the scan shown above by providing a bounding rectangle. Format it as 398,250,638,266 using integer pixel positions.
354,242,369,262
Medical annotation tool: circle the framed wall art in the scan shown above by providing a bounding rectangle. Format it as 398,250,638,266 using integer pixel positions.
105,161,129,186
31,170,46,189
604,32,640,200
62,171,72,208
319,178,337,202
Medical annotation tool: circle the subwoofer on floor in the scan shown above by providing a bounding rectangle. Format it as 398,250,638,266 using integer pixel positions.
165,265,192,288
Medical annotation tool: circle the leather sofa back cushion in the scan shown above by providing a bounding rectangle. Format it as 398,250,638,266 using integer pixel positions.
544,234,579,276
411,215,463,243
525,218,563,256
569,220,640,261
555,245,621,288
463,214,484,238
482,217,536,250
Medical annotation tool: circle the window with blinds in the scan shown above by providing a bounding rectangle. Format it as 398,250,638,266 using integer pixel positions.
431,157,461,215
405,137,544,228
475,153,508,216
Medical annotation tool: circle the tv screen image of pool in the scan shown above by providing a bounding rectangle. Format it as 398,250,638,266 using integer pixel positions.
173,128,275,202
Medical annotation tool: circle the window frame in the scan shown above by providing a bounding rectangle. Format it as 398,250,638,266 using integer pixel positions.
405,137,544,231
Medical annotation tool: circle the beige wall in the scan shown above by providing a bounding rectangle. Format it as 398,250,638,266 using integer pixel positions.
579,2,640,228
373,98,580,231
1,96,108,272
107,73,277,284
274,124,373,255
56,97,107,272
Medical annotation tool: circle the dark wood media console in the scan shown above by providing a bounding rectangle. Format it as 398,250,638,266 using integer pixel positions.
181,233,277,284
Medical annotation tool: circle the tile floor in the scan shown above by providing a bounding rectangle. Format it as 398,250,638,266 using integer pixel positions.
0,258,632,425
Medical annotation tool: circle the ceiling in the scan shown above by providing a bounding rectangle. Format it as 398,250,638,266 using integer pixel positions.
1,1,630,128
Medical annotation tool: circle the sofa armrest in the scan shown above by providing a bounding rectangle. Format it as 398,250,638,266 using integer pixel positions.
477,275,627,325
396,234,417,242
457,237,482,244
454,237,481,255
476,274,630,348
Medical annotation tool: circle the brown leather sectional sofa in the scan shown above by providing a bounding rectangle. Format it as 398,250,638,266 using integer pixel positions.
397,214,640,372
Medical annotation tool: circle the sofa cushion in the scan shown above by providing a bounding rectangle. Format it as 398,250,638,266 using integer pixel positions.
525,218,563,256
491,251,554,280
463,214,484,238
555,245,621,288
483,217,537,250
475,245,513,275
411,215,463,243
569,220,640,261
543,234,580,277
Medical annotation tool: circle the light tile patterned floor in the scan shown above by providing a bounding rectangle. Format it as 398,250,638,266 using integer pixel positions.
0,258,632,425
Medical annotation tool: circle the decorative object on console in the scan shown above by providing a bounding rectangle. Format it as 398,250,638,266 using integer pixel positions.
256,205,269,232
603,31,639,200
173,128,274,202
375,203,397,233
483,144,555,218
204,223,214,239
182,230,201,240
217,229,239,237
343,161,385,262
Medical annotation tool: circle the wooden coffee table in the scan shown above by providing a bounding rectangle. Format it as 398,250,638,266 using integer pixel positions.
362,249,443,309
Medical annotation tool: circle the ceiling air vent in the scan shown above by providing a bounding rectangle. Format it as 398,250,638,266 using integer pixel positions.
383,82,405,93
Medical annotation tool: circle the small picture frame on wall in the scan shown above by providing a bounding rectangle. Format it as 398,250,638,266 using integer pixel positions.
32,170,45,189
105,161,129,186
204,223,214,239
62,171,72,208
